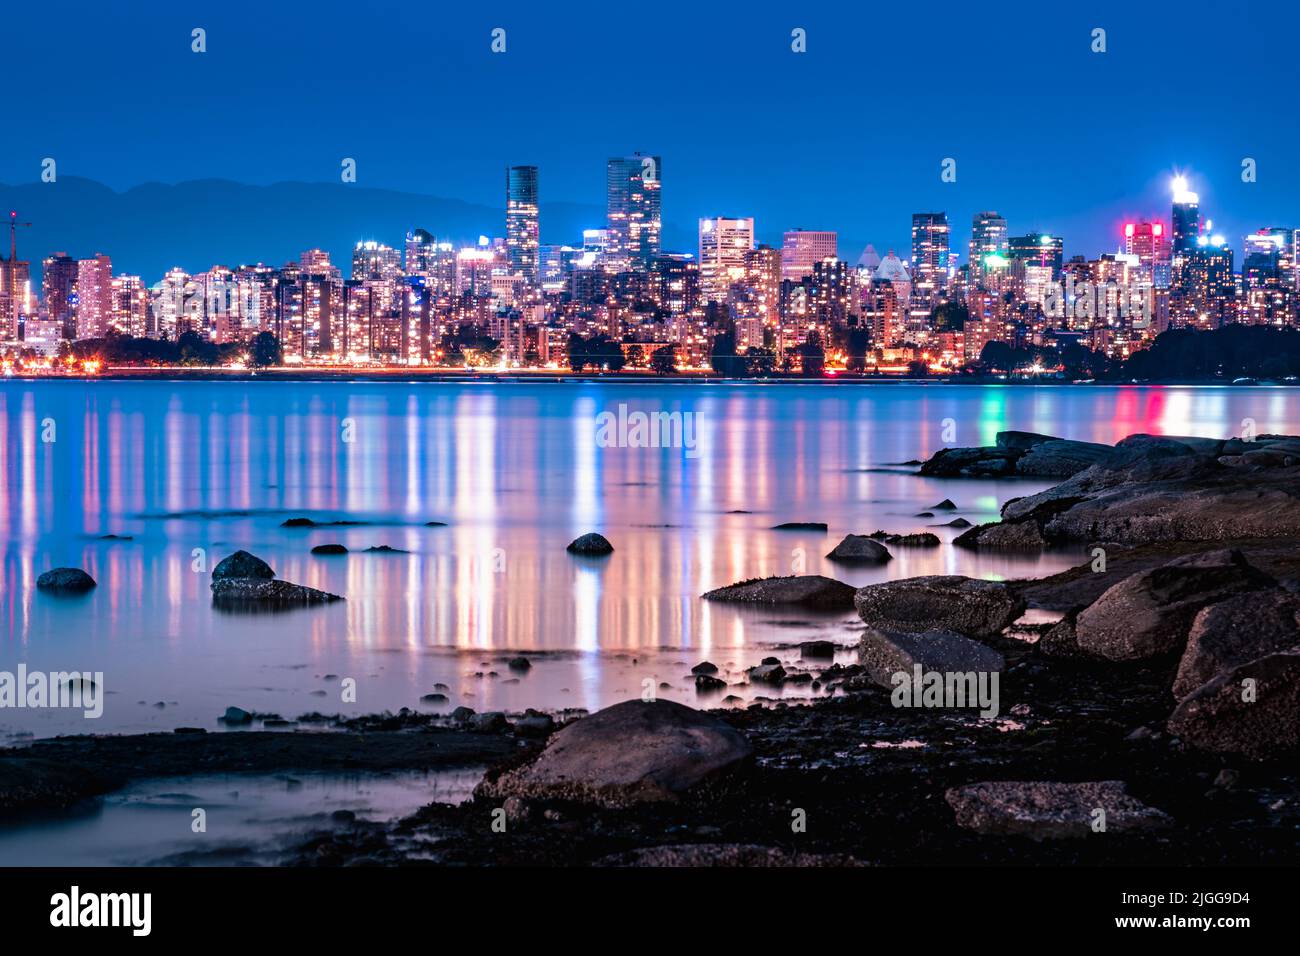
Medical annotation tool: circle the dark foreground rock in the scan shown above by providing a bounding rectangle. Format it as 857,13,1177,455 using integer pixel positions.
702,575,856,610
594,844,865,867
919,431,1110,479
1167,651,1300,758
566,532,614,556
1172,591,1300,699
36,567,96,592
854,576,1025,639
825,534,892,564
211,577,343,610
857,628,1005,690
476,699,752,808
1072,549,1273,662
945,780,1172,840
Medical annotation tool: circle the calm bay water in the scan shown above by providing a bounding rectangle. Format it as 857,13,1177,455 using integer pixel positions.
2,380,1298,738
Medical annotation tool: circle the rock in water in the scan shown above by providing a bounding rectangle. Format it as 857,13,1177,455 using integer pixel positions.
476,699,752,808
945,780,1172,840
1073,549,1274,661
311,543,348,555
953,519,1048,550
854,576,1025,639
211,550,275,582
825,534,892,564
771,522,829,531
566,532,614,556
857,627,1004,690
702,575,856,610
36,568,97,592
211,577,343,610
1172,591,1300,699
798,640,837,658
1166,651,1300,758
1013,439,1113,478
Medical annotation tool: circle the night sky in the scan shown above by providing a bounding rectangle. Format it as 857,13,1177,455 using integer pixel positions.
6,0,1298,261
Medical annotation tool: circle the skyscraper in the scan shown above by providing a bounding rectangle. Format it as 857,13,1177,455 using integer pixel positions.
506,165,540,288
969,211,1008,287
42,253,78,338
698,217,754,305
606,154,662,272
910,213,950,309
75,254,113,339
781,230,838,284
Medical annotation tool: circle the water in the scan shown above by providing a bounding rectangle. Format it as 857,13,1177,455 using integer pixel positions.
2,380,1297,737
0,768,482,866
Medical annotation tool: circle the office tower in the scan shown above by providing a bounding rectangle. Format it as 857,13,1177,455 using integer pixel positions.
352,241,402,282
505,165,540,288
110,275,149,337
1124,221,1171,288
42,253,79,338
969,211,1008,287
781,230,838,284
910,213,950,308
606,154,662,272
0,255,30,340
1170,177,1201,256
299,249,337,278
811,257,856,329
745,244,782,328
75,254,113,339
1008,233,1064,279
405,228,437,274
698,216,754,305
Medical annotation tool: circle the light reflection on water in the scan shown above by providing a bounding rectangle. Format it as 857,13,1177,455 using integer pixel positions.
1,381,1297,736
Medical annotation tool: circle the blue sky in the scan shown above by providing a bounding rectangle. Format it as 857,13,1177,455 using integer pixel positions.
5,0,1297,260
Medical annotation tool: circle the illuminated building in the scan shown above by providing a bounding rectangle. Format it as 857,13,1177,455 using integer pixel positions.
605,154,661,272
910,212,950,309
75,254,113,339
42,253,79,338
505,165,540,289
968,212,1008,288
781,230,837,284
1124,221,1171,287
0,254,30,340
352,241,402,283
110,275,148,337
698,216,754,305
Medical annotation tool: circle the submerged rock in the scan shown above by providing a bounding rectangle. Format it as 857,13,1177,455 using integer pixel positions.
695,673,728,691
311,544,348,555
945,780,1172,840
702,575,856,610
857,627,1005,690
798,640,838,658
566,532,614,556
772,521,828,531
870,530,941,547
211,550,275,581
211,577,343,610
1173,591,1300,699
1167,651,1300,758
1073,549,1274,661
825,534,892,564
36,567,97,592
854,575,1025,639
954,519,1048,550
476,699,752,808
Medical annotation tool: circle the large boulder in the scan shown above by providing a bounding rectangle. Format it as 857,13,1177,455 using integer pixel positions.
476,699,752,808
1073,550,1274,661
211,577,343,610
953,519,1048,550
211,550,275,582
1172,591,1300,699
1167,651,1300,758
854,576,1025,639
857,627,1004,690
702,575,856,610
825,534,892,564
36,568,97,593
945,780,1172,840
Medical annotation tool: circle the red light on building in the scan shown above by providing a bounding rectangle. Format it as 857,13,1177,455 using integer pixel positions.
1153,223,1163,237
1125,223,1135,238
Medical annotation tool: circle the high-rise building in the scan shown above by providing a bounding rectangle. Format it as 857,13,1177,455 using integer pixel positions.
969,212,1008,287
781,230,838,284
42,253,79,338
75,254,113,339
1170,177,1201,257
505,165,540,288
0,255,30,341
1124,221,1171,288
698,217,754,305
1008,233,1064,280
352,241,402,283
606,154,662,272
110,275,149,337
910,213,950,309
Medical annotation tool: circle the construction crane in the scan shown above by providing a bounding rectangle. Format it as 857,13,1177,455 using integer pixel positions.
7,210,32,262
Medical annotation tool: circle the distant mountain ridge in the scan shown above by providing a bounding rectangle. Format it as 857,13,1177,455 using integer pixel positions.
0,177,693,286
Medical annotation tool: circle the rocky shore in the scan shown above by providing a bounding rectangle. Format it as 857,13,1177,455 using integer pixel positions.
4,429,1297,866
